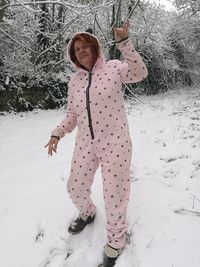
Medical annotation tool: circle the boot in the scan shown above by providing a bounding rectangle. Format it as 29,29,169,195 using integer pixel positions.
68,214,95,235
98,244,121,267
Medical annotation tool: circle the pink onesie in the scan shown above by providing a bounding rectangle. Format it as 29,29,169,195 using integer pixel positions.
52,32,148,249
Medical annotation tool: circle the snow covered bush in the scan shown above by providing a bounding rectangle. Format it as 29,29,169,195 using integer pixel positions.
0,74,68,112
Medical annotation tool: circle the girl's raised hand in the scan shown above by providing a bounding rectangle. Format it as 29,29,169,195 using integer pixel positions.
112,21,130,42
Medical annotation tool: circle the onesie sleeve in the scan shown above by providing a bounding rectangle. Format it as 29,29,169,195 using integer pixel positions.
51,77,77,139
116,38,148,84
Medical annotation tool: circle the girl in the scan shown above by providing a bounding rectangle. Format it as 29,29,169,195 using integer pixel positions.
45,22,148,267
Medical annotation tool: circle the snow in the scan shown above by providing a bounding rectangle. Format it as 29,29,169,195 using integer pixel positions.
149,0,175,11
1,87,200,267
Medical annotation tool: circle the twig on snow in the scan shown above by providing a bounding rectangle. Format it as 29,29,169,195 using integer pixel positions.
146,235,155,248
174,208,200,217
191,193,200,205
126,216,140,245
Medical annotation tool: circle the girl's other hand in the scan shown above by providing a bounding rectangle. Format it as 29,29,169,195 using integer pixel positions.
44,136,59,156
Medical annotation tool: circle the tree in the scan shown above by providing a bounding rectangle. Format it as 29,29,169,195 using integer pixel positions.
0,0,8,22
170,0,200,84
174,0,200,13
1,0,200,112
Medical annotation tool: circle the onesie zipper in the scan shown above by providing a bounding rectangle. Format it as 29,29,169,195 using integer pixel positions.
86,70,95,140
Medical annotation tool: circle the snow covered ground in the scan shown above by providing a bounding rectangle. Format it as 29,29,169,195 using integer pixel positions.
1,87,200,267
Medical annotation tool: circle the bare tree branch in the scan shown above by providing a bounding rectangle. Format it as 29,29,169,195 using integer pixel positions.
0,28,34,52
125,0,141,21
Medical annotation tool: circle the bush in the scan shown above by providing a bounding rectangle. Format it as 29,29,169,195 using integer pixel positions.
0,73,68,112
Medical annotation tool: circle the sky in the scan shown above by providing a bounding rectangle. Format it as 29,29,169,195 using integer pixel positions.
150,0,176,11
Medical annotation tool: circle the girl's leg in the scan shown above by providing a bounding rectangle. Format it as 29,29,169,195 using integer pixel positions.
100,139,132,249
67,142,99,217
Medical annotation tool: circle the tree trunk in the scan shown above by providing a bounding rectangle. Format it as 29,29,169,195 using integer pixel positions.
0,0,8,23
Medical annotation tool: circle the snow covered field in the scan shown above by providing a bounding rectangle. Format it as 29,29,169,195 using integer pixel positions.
1,87,200,267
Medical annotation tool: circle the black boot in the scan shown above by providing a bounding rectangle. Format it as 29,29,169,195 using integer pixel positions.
68,214,95,235
98,244,121,267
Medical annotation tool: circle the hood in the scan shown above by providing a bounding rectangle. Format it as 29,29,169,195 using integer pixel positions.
67,31,105,72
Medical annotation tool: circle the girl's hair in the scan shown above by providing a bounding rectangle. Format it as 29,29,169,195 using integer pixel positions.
69,33,100,68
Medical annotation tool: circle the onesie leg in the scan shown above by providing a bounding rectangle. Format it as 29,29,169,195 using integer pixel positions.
67,142,99,218
100,139,132,249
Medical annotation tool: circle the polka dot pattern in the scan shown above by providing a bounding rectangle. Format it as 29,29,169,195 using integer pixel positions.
51,38,148,249
67,137,132,249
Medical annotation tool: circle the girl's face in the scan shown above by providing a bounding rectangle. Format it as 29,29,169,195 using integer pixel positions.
74,40,94,70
